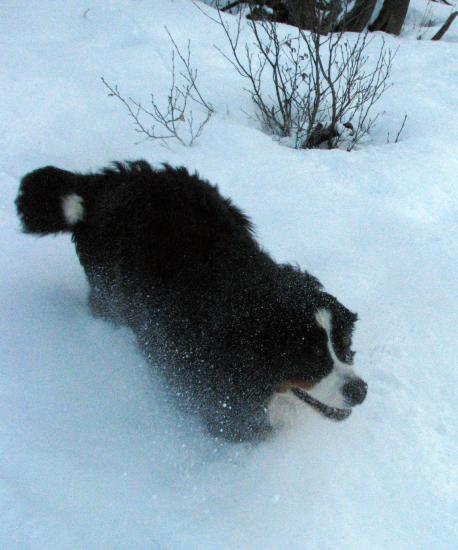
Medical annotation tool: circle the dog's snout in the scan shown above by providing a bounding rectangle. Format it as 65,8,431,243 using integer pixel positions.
342,378,368,406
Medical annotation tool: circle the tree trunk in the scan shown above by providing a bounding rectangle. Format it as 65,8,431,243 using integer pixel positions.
286,0,317,30
286,0,407,34
237,0,411,36
369,0,411,36
337,0,377,32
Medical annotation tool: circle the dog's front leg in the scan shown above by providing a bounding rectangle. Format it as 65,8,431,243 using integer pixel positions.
204,400,272,443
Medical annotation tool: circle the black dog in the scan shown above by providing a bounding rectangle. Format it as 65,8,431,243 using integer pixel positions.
16,161,367,441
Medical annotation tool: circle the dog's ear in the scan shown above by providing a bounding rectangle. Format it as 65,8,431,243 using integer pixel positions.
318,292,357,323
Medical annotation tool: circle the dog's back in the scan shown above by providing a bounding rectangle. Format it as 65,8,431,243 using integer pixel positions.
16,161,260,326
16,161,254,259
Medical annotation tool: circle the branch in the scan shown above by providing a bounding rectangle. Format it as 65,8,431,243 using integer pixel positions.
221,0,245,11
432,11,458,40
165,27,214,113
101,30,213,147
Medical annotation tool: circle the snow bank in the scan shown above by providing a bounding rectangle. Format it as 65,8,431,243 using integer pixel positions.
1,1,457,548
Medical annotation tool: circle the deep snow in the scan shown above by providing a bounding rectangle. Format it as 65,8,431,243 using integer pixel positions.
1,1,458,548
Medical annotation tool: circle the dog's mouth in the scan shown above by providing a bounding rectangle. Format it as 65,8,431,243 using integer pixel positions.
291,387,352,421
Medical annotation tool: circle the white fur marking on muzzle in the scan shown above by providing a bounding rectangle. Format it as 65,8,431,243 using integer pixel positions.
62,194,84,225
308,308,357,409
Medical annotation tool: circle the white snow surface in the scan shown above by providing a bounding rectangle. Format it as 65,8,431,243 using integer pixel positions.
1,1,458,548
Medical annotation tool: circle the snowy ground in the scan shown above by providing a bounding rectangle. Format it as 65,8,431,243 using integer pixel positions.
1,1,458,548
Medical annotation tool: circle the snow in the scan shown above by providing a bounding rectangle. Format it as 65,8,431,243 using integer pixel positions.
1,1,458,548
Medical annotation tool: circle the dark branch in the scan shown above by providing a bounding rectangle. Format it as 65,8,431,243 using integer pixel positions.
432,11,458,40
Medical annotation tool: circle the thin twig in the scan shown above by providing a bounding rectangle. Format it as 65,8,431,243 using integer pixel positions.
386,113,408,144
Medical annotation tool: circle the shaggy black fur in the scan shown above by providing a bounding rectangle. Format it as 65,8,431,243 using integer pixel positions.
16,161,357,441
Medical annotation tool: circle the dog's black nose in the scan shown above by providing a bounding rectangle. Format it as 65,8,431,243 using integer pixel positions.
342,378,368,406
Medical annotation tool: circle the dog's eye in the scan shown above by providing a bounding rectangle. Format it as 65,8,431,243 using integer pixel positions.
341,335,351,348
313,346,326,358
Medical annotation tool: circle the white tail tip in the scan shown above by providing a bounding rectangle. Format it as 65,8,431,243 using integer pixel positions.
62,194,84,225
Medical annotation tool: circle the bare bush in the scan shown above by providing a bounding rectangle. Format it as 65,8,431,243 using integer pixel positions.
102,29,213,148
202,4,395,150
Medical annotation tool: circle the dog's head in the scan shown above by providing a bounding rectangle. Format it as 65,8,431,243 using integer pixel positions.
277,304,366,422
257,272,367,422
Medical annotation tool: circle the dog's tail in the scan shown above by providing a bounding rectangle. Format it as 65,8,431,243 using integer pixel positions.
16,166,85,235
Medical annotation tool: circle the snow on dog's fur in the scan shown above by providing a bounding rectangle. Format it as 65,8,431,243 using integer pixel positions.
16,161,367,441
